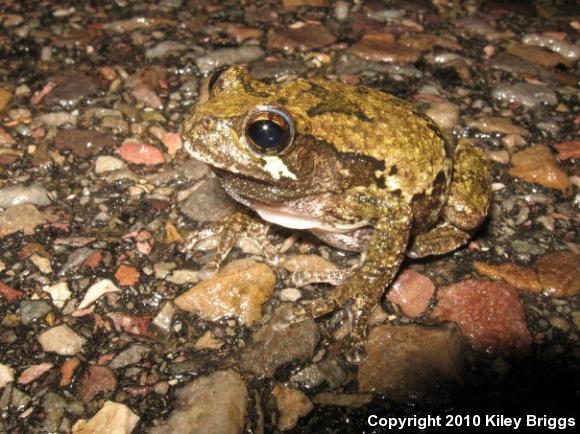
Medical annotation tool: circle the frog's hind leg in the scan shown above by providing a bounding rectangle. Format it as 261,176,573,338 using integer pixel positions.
306,186,412,363
409,141,491,258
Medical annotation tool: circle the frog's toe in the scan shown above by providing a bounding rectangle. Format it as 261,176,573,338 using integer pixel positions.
408,221,471,258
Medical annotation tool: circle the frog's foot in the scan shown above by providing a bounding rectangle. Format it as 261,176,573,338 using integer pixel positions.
183,212,280,275
408,221,471,258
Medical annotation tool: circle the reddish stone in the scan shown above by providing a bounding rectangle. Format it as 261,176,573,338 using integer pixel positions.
387,269,435,317
106,312,153,337
115,264,140,286
0,282,24,302
117,142,165,165
83,250,103,269
80,365,117,403
554,140,580,160
59,357,81,387
432,279,531,356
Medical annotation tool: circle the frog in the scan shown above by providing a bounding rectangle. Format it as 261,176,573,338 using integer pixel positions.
181,65,491,363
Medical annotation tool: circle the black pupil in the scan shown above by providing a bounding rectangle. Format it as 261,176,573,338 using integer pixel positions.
247,120,286,151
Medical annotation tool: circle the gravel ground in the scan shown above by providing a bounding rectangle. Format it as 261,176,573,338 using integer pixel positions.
0,0,578,433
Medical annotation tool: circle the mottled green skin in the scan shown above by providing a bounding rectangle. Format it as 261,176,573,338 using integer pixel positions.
182,66,491,363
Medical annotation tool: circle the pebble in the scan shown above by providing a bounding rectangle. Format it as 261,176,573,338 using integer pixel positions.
37,324,86,356
289,357,348,390
80,365,117,404
241,304,320,377
179,177,238,222
432,279,531,356
267,24,336,53
196,46,265,75
18,363,53,385
152,302,175,334
272,384,313,431
506,42,572,67
510,145,571,194
72,401,139,434
0,88,13,113
387,269,435,318
166,269,198,285
424,100,459,130
20,300,52,325
55,129,116,158
0,364,15,388
145,41,187,59
492,83,557,108
282,0,329,10
78,279,121,310
44,75,98,108
117,141,165,165
149,370,247,434
30,253,52,273
467,116,529,136
334,1,350,21
34,112,78,128
108,345,150,369
279,287,302,302
522,34,580,60
554,140,580,160
43,282,71,308
174,258,275,325
349,33,421,63
95,155,127,174
0,203,47,238
358,324,465,401
0,183,51,208
114,264,140,286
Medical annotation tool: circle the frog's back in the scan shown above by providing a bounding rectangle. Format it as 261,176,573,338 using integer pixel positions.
278,78,451,203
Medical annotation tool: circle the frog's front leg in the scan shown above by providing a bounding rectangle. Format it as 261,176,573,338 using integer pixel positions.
409,141,491,258
308,186,412,364
184,211,281,276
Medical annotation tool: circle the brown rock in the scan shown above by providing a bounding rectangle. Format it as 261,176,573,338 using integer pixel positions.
149,370,247,434
267,24,336,53
81,365,117,403
60,357,81,387
432,279,531,356
554,140,580,160
273,384,313,431
358,324,465,401
506,43,574,67
282,0,329,10
0,88,13,113
477,252,580,297
54,129,116,158
536,251,580,297
0,282,25,302
44,75,98,107
467,116,530,136
398,33,461,52
241,304,319,377
474,260,542,292
0,203,47,238
387,269,435,317
175,258,276,325
349,33,421,63
510,144,571,194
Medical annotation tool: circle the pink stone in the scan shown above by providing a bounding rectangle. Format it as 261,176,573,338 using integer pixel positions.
431,279,531,356
388,269,435,317
117,142,164,165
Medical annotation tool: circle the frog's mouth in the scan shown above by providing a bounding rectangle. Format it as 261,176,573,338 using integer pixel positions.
217,170,369,233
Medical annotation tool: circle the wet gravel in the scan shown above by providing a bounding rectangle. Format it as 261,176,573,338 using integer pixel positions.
0,0,578,433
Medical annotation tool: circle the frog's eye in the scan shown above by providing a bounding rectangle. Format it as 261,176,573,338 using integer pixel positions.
244,107,295,155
